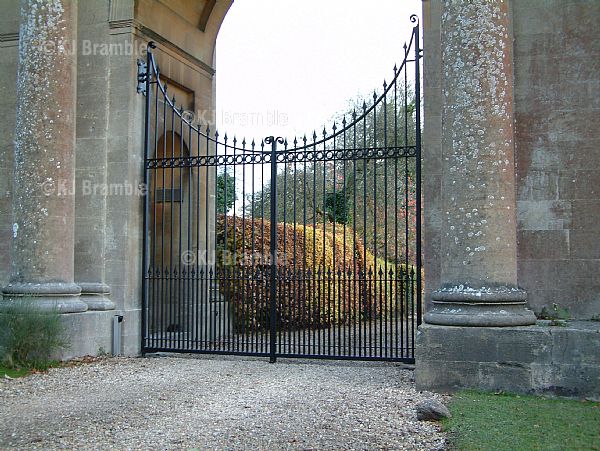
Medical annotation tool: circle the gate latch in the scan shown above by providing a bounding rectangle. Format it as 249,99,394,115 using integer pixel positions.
137,59,148,96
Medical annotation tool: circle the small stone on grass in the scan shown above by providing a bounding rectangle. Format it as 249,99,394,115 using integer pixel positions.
416,399,451,421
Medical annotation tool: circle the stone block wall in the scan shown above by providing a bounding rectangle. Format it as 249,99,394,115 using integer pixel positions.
422,0,600,320
417,322,600,398
513,0,600,319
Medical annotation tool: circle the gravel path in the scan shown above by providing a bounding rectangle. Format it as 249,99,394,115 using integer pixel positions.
0,356,447,450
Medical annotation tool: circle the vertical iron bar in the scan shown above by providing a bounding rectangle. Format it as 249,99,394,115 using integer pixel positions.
332,127,340,356
403,41,410,358
301,137,308,355
151,63,160,350
342,121,347,356
169,96,176,349
287,266,293,353
312,133,317,355
293,145,300,356
268,136,279,363
205,131,211,349
327,268,332,356
178,111,184,350
372,91,379,359
150,66,160,348
352,112,357,358
223,138,229,352
260,140,266,354
400,267,405,356
160,84,167,350
187,117,193,350
248,139,257,355
141,44,154,353
394,66,399,360
414,22,423,355
322,131,328,355
383,82,389,359
232,139,239,353
317,265,322,355
361,104,367,357
240,136,247,353
281,148,287,355
195,127,201,348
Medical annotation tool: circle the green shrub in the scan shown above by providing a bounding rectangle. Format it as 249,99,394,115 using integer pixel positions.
538,303,570,321
0,300,69,370
215,215,416,333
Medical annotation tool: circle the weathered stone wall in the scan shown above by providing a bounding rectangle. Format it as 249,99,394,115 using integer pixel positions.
513,0,600,319
417,321,600,398
422,0,600,320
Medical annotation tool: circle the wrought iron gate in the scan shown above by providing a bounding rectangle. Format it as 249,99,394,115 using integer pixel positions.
140,16,422,363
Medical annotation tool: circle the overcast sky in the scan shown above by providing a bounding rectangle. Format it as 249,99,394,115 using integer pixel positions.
215,0,421,144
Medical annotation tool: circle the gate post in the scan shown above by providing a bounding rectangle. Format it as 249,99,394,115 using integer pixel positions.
266,136,282,363
413,16,423,327
140,42,156,353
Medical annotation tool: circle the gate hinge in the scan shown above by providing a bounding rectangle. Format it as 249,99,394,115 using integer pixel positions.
137,59,148,95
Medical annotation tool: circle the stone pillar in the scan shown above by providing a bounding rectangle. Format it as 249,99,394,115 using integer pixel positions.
2,0,87,313
425,0,535,326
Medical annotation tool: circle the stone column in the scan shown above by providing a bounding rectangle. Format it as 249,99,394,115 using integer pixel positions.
425,0,535,326
2,0,87,313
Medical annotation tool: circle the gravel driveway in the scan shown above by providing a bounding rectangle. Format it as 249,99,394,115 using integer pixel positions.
0,355,446,450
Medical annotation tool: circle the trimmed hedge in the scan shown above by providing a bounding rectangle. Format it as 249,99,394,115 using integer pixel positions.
215,216,415,333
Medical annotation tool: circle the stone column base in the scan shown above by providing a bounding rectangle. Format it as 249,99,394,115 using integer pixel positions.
416,322,600,399
78,282,115,311
425,287,536,326
2,282,87,313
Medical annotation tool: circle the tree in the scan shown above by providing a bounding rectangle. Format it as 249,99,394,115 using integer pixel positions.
243,81,419,266
216,168,236,214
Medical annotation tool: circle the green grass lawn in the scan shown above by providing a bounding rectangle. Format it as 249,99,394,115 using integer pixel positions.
0,361,63,379
0,365,31,378
444,390,600,451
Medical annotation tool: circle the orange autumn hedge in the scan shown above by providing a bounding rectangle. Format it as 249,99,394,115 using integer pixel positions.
215,215,415,332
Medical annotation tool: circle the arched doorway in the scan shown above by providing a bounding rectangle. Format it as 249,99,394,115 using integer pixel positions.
152,132,188,272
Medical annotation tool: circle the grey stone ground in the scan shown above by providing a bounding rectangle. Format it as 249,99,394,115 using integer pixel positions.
0,356,447,450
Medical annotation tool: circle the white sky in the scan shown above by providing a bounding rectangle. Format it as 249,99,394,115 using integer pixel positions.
215,0,422,144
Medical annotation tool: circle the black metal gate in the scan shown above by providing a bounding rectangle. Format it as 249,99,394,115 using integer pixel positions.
140,17,422,363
